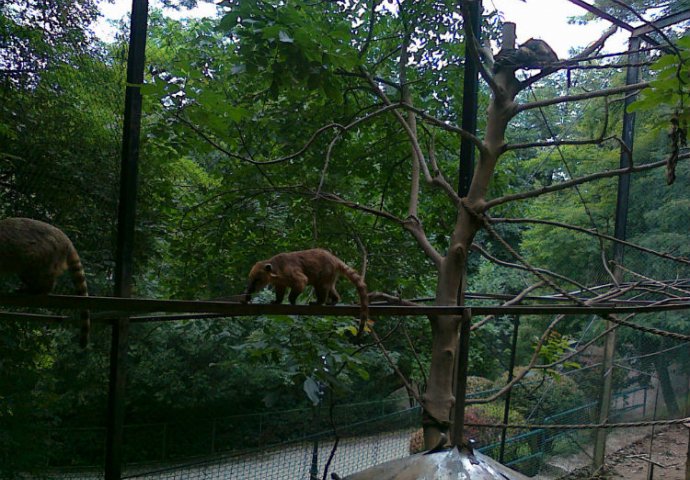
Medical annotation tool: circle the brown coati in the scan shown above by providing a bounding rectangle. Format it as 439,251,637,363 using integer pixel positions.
243,248,370,336
0,217,90,347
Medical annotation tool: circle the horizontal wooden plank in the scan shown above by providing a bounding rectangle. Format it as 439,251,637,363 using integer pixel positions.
0,294,689,323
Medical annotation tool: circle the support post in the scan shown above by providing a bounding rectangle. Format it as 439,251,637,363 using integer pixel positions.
458,0,481,197
499,315,520,463
105,0,149,478
592,34,640,470
685,423,690,480
450,0,481,448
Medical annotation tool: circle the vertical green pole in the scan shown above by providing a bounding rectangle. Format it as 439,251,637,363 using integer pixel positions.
105,0,148,478
592,34,640,470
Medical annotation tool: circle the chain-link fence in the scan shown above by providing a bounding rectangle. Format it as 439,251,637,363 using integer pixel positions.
18,354,688,480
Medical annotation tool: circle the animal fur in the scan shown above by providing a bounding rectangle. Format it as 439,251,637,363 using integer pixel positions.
243,248,370,336
0,217,90,347
494,38,559,71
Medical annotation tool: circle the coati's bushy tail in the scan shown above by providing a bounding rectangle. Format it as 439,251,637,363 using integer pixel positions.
67,245,90,348
336,261,370,337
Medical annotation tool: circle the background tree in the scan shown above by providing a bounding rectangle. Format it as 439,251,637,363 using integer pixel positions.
3,0,690,474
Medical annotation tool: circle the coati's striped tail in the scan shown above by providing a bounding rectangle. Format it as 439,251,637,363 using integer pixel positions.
67,245,90,348
336,261,370,337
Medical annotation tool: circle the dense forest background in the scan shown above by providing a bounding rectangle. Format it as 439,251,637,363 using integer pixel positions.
1,0,690,474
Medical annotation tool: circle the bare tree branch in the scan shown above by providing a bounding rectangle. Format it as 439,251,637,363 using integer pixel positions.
400,30,421,219
460,0,499,93
612,262,690,297
470,243,593,293
517,82,649,114
361,69,462,207
467,314,566,405
313,190,404,224
485,157,682,210
399,103,486,151
521,24,619,89
471,281,545,332
489,217,690,267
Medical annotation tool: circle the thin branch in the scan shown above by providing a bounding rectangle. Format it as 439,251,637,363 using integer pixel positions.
508,134,627,152
177,103,406,167
471,281,545,332
336,70,401,91
517,82,650,114
403,323,428,388
521,24,619,89
508,98,628,154
370,326,424,407
471,243,593,294
468,314,566,405
361,69,462,207
490,217,690,267
313,190,404,224
612,262,690,297
485,156,682,210
399,103,485,151
401,30,421,219
316,131,343,195
368,292,419,306
460,1,499,92
358,0,379,58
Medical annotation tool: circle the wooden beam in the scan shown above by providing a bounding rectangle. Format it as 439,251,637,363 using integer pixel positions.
1,294,690,319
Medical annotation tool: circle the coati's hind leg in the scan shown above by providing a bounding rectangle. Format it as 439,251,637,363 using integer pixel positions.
327,287,340,305
312,285,331,305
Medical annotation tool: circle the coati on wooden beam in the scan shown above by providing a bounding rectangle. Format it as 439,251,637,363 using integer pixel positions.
0,217,90,347
243,248,370,337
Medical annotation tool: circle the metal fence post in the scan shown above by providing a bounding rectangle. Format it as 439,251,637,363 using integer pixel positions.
105,0,149,478
592,33,640,471
499,315,520,463
161,423,167,461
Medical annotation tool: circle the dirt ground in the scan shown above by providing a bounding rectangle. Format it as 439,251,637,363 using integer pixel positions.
562,425,689,479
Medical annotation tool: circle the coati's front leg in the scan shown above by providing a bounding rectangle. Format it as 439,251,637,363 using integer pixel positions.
288,287,304,305
273,285,286,304
288,273,308,304
312,285,329,305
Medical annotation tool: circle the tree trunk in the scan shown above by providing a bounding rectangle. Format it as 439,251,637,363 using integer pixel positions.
419,24,520,450
653,355,680,417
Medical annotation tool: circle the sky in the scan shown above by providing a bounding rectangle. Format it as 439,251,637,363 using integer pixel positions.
96,0,629,59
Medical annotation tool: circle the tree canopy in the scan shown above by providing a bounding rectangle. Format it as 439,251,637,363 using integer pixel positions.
2,0,690,475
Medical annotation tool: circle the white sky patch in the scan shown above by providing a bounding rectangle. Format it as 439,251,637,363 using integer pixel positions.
489,0,630,58
95,0,217,42
95,0,633,58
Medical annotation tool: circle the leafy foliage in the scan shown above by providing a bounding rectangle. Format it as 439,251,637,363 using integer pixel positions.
2,0,690,473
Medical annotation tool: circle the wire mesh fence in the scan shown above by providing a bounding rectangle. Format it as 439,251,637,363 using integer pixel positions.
10,341,688,480
4,16,690,479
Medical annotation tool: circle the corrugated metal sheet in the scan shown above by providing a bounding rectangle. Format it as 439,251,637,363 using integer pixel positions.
340,447,530,480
